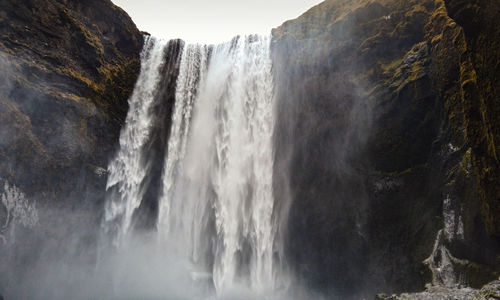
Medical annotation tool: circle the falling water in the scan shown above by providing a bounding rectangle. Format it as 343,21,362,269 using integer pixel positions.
103,35,283,296
104,36,168,245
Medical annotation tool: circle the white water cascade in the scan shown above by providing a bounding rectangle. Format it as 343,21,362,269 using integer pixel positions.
104,36,168,245
104,35,284,296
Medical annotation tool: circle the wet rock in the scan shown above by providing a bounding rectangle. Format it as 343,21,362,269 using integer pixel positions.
0,0,143,205
376,285,478,300
272,0,500,297
444,0,500,240
474,281,500,300
0,5,143,295
376,281,500,300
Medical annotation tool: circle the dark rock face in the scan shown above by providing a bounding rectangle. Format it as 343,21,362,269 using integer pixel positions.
0,0,143,207
0,1,143,297
0,0,143,285
272,0,499,297
444,0,500,240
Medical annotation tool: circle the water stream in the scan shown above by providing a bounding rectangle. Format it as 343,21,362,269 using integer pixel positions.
104,34,285,297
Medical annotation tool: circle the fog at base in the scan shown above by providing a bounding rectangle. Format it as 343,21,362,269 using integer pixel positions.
0,217,301,299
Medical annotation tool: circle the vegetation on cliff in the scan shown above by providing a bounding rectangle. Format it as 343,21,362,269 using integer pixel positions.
272,0,499,296
0,0,143,202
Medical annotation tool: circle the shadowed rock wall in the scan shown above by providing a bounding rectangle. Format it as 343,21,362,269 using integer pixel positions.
0,0,143,208
0,3,144,290
272,0,500,297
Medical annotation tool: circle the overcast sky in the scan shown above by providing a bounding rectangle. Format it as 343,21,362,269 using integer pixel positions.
112,0,323,44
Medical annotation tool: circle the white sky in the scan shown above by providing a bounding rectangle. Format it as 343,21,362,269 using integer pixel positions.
112,0,323,44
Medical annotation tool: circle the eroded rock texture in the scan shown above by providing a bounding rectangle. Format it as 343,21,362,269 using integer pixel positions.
0,2,144,296
271,0,499,297
0,0,143,206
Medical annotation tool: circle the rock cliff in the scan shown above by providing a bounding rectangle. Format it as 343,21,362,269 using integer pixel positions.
0,0,143,207
0,2,143,297
272,0,499,297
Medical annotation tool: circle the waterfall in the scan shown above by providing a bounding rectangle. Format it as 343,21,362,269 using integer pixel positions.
104,36,168,245
103,34,283,296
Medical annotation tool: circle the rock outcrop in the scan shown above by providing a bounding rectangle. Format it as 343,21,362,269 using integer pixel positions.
443,0,500,241
0,0,143,207
376,280,500,300
272,0,499,297
0,2,143,297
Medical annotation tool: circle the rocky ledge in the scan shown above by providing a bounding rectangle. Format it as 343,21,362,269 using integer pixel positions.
377,280,500,300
